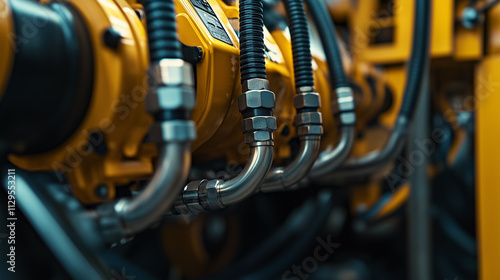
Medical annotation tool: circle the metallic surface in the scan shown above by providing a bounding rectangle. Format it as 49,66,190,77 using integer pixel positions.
150,58,195,87
337,119,407,178
309,125,356,179
307,86,356,179
217,144,274,205
173,143,274,214
260,137,321,192
98,143,191,242
149,120,197,142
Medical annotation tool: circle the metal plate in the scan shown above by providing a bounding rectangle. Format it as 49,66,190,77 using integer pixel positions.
190,0,233,46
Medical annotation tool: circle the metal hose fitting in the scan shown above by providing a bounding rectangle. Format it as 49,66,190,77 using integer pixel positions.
260,87,323,192
259,0,322,193
96,0,196,243
97,58,196,243
308,87,356,179
302,0,357,181
170,0,275,214
172,79,276,214
327,0,431,179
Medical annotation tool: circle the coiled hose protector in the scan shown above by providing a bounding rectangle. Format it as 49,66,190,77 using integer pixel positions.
240,0,267,82
143,0,182,62
283,0,314,89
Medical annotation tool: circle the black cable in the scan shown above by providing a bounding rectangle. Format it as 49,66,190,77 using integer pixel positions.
283,0,314,90
240,192,334,280
239,0,267,82
304,0,348,89
143,0,182,62
199,197,319,280
324,0,430,178
397,0,431,120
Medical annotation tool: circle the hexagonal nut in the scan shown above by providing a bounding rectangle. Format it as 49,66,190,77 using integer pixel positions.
183,180,205,213
238,90,276,111
297,125,323,136
149,120,197,142
294,112,323,127
145,85,195,114
242,78,270,91
198,179,223,211
150,58,194,87
293,92,321,109
241,116,277,133
244,130,274,144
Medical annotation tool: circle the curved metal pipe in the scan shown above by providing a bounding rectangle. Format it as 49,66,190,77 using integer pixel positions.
98,142,191,242
309,125,356,179
321,0,430,180
172,144,274,214
218,145,274,204
113,144,190,231
260,137,321,192
332,117,408,179
171,0,276,214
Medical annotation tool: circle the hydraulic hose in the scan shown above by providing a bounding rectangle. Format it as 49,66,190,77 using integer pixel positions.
143,0,182,62
172,0,276,214
304,0,348,89
96,0,196,243
240,0,267,82
330,0,431,178
302,0,356,180
260,0,322,192
241,192,334,280
200,193,330,280
284,0,314,89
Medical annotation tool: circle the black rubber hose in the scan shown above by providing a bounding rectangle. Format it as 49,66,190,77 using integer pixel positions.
240,0,268,82
283,0,314,90
241,192,334,280
199,197,319,280
317,0,430,179
304,0,348,89
143,0,182,63
397,0,431,120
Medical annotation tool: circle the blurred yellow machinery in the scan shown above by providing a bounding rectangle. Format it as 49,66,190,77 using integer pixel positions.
0,0,495,279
